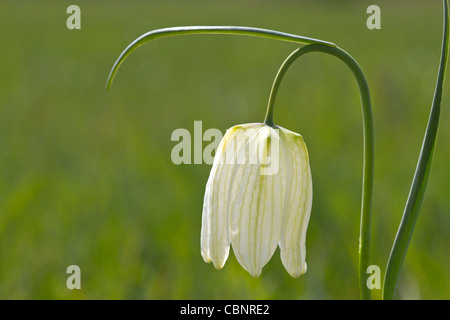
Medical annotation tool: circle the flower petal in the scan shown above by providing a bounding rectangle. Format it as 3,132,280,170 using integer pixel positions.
201,147,230,269
278,127,313,278
200,171,213,263
201,125,246,269
229,125,284,277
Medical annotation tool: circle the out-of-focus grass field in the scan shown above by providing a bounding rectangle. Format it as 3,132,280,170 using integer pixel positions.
0,0,449,299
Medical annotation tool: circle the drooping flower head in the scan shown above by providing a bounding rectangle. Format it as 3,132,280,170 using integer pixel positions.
201,123,312,278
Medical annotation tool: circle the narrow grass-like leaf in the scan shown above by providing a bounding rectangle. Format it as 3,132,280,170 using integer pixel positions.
382,0,449,300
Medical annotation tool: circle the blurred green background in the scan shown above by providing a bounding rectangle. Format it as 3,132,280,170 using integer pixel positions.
0,0,449,299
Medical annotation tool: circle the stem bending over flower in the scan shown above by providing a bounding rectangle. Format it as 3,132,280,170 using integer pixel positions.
106,24,373,300
106,26,335,90
106,6,448,298
264,45,374,300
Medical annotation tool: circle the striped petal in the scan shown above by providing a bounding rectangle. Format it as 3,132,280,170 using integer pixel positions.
228,124,284,277
278,127,313,278
201,122,312,279
201,133,232,268
201,125,250,269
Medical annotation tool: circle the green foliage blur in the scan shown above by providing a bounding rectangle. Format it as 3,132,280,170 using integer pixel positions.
0,0,449,299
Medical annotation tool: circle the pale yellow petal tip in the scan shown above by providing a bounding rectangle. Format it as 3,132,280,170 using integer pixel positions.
201,254,211,264
247,269,262,278
287,262,307,278
236,263,262,278
202,252,227,270
212,260,226,271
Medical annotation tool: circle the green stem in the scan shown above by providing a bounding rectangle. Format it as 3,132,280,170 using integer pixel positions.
382,0,449,300
106,26,335,90
264,45,374,300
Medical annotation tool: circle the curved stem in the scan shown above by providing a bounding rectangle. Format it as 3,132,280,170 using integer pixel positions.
106,26,335,90
265,44,374,300
382,0,449,300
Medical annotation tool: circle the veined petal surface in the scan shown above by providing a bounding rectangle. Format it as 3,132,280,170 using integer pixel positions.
228,124,285,277
201,123,312,278
278,127,313,278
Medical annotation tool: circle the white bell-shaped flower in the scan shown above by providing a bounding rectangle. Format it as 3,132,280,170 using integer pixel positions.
201,123,312,278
